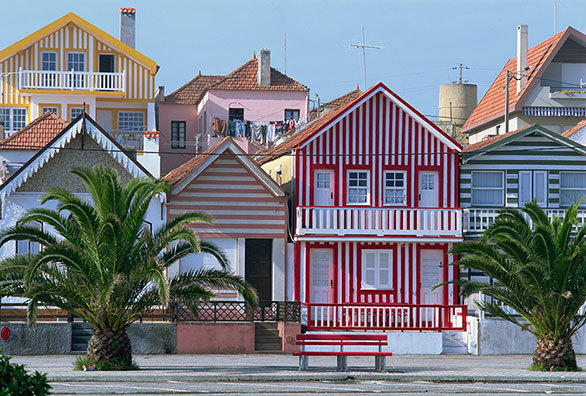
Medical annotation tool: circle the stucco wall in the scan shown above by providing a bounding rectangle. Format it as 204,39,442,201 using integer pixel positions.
176,322,255,353
158,102,198,175
261,155,294,194
0,322,71,355
128,322,176,354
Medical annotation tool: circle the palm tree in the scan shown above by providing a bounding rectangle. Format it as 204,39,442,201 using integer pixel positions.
0,166,257,369
450,201,586,371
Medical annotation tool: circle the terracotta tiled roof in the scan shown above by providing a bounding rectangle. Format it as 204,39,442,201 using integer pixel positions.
309,87,362,121
164,73,224,105
463,125,535,152
562,119,586,137
462,27,586,133
164,56,307,105
0,111,68,150
144,130,160,139
120,8,135,14
257,88,363,165
164,137,232,185
209,58,307,92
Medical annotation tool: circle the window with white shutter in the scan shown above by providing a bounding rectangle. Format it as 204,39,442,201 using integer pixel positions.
361,249,393,290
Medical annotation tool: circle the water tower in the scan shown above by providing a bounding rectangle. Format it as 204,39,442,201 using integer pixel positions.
439,64,477,128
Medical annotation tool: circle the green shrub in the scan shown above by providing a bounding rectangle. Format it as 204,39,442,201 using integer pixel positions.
74,354,139,371
0,354,50,396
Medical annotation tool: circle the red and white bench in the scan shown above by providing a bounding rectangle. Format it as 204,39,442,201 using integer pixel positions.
294,333,392,371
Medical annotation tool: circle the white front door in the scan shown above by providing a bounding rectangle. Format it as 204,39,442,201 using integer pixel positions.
419,171,438,207
310,249,333,303
420,250,444,304
519,170,547,207
314,170,335,206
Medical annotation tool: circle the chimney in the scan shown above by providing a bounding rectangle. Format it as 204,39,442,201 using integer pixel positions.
257,49,271,87
517,24,528,94
120,8,136,48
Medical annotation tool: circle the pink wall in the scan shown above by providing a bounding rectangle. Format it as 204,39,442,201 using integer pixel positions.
176,322,255,354
278,322,300,353
158,102,198,175
200,90,308,124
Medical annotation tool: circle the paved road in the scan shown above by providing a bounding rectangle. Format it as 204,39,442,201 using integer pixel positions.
48,380,586,395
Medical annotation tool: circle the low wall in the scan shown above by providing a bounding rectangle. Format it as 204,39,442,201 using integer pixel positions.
468,316,586,355
0,322,71,355
128,322,176,354
176,322,255,354
278,322,300,353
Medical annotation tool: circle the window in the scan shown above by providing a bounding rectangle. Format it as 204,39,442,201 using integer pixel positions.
98,54,115,73
118,111,144,132
0,108,27,136
41,52,57,71
347,171,369,204
171,121,186,149
16,221,42,256
41,106,59,116
67,52,86,88
70,107,84,121
471,171,504,206
560,172,586,207
228,108,244,121
285,109,300,121
361,249,393,289
384,171,406,205
316,172,330,188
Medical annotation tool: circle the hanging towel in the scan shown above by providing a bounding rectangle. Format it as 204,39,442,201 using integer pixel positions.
235,120,246,137
251,122,262,141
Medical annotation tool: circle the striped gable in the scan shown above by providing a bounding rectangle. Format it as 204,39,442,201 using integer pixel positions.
166,138,287,239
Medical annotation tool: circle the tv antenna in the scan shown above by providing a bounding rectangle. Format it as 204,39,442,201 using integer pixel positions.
350,27,382,91
452,63,470,84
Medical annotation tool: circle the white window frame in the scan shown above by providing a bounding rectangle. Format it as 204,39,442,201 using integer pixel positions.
118,111,145,132
66,52,86,72
470,171,505,207
41,106,59,116
560,171,586,208
70,107,84,121
16,221,43,256
171,120,186,149
346,170,370,205
40,51,57,71
0,107,28,136
383,171,407,206
361,249,393,290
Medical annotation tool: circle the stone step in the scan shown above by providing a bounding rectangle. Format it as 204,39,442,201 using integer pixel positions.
254,342,282,351
72,335,91,344
71,342,88,352
255,328,280,337
255,335,281,343
72,328,93,337
255,322,278,330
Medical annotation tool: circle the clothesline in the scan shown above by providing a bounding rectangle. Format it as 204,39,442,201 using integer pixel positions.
211,117,302,147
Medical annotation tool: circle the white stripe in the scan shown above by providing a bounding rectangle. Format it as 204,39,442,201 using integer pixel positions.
405,243,410,304
186,184,265,190
385,100,390,166
358,105,363,165
337,243,342,302
196,175,256,182
190,227,284,234
179,192,274,198
169,209,285,216
353,242,357,301
398,108,402,165
345,243,350,302
170,201,283,207
301,242,307,302
397,244,402,301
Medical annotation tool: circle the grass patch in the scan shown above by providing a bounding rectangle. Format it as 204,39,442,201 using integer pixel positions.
529,362,582,372
73,355,139,371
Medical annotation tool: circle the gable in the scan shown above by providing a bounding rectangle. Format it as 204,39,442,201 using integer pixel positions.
16,133,133,193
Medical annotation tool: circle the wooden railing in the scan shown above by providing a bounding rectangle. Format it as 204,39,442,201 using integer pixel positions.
463,208,586,233
296,207,462,237
19,68,125,92
302,303,467,331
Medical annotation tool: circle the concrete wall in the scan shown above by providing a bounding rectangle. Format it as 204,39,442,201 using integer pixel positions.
176,322,255,354
278,321,300,354
0,322,71,355
128,322,176,354
467,316,586,355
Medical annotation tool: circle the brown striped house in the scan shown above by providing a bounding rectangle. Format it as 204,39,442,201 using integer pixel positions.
164,137,288,301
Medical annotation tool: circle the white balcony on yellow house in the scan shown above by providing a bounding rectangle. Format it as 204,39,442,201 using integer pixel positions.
19,68,125,93
295,206,462,240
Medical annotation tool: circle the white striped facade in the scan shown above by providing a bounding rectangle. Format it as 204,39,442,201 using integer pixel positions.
168,154,288,239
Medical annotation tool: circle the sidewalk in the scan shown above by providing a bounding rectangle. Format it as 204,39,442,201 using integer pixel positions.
10,354,586,383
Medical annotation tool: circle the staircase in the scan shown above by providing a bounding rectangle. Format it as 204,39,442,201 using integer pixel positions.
442,330,468,354
254,322,282,352
71,322,93,353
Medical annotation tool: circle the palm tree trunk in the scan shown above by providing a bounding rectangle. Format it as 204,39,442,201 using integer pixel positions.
87,327,132,368
533,335,577,371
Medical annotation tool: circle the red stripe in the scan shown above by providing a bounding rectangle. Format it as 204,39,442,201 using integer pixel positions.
199,171,252,178
294,243,301,301
189,223,283,229
196,232,285,239
168,204,285,211
182,188,270,194
170,196,279,203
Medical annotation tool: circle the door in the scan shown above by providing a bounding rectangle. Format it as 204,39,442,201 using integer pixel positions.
245,239,273,301
99,54,115,73
420,250,444,304
98,55,115,90
519,171,547,207
310,249,333,303
96,110,113,131
314,170,335,206
419,171,438,207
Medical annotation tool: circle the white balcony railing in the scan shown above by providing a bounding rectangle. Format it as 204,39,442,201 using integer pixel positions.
110,130,144,151
295,207,462,237
19,68,125,92
463,208,586,233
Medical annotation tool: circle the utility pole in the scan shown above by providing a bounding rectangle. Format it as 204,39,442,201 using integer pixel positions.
350,27,382,91
554,0,557,34
505,70,511,134
453,64,470,84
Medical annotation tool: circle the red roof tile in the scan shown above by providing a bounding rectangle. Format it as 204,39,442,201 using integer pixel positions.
120,8,135,14
462,27,586,133
309,87,362,121
0,111,68,150
562,119,586,137
144,130,160,138
164,56,306,105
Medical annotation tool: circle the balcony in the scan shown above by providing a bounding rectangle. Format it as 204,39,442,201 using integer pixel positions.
19,69,125,92
303,303,467,331
110,130,144,152
295,206,462,238
463,207,586,234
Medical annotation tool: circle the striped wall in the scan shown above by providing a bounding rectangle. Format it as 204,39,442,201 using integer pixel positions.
294,91,460,209
167,153,288,239
461,131,586,208
296,241,457,305
0,23,155,105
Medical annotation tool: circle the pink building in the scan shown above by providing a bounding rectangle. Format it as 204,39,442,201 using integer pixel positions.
158,50,309,175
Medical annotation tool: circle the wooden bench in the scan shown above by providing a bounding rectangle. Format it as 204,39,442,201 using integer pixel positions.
294,333,392,371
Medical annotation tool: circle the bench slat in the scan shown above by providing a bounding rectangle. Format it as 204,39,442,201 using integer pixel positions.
296,334,387,341
297,341,386,346
294,351,393,356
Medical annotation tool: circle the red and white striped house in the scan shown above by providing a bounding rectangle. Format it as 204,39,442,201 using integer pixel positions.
260,83,466,349
164,137,288,302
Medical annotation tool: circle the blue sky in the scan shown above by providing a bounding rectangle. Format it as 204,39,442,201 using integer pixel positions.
3,0,586,120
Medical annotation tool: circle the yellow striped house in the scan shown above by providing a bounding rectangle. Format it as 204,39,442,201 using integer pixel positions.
0,9,158,170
